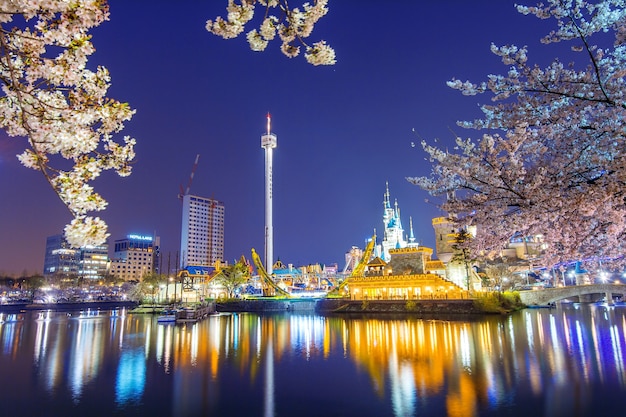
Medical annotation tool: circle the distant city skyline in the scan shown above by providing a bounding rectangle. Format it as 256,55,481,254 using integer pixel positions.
0,1,564,275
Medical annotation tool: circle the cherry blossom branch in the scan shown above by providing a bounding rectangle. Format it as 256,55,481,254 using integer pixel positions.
412,2,626,267
206,0,335,66
0,1,136,248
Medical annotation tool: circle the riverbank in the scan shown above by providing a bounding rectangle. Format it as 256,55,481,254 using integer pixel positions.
216,298,485,315
0,295,516,316
0,300,138,313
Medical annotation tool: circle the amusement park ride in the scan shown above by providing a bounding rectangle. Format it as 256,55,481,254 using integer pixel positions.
327,234,376,297
251,248,291,297
174,235,376,300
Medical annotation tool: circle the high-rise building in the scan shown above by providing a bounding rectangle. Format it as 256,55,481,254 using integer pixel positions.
43,234,80,278
110,234,160,281
180,194,224,268
79,243,109,281
44,234,109,281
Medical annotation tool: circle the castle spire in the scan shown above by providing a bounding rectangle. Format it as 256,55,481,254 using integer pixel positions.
385,181,391,209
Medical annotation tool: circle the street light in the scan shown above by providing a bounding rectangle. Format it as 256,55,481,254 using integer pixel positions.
599,271,609,283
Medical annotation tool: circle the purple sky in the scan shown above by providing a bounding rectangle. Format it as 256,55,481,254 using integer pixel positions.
0,1,562,275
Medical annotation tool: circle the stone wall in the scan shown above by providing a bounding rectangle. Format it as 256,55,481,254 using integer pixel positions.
216,299,317,312
317,299,481,315
216,298,483,315
388,251,426,275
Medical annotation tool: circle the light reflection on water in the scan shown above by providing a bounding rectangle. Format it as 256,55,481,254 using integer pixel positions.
0,303,625,416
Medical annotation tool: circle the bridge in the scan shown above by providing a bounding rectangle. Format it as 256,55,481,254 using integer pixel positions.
518,284,626,306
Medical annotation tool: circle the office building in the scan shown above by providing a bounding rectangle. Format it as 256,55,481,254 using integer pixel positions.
43,234,80,278
79,243,109,281
180,194,224,268
44,234,109,281
110,234,160,281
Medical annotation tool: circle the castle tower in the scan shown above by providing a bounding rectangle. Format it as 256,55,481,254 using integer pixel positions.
380,182,407,261
408,216,419,248
431,216,456,263
261,114,277,275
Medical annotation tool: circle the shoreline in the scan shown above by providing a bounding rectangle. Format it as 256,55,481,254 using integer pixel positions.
0,300,138,313
1,298,506,316
216,298,486,315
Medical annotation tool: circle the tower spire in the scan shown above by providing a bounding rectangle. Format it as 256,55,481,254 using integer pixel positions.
385,181,391,208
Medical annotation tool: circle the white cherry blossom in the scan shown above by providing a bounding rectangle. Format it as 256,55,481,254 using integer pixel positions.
0,0,136,248
207,0,335,65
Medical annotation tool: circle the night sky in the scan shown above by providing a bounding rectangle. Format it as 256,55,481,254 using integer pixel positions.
0,1,562,275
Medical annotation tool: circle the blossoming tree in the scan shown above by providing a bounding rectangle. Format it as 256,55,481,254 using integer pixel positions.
0,0,136,247
409,0,626,268
206,0,336,66
1,0,332,251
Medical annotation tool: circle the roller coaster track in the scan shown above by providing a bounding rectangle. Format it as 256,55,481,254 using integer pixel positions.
251,248,291,297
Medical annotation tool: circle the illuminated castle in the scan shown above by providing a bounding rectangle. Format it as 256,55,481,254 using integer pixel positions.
377,182,418,262
344,183,482,299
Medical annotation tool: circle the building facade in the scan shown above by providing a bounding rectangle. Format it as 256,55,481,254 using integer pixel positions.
79,244,109,281
110,234,160,281
180,194,225,268
44,234,109,281
43,234,80,278
347,246,467,300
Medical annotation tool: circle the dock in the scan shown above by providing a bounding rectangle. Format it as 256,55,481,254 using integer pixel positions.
175,302,215,323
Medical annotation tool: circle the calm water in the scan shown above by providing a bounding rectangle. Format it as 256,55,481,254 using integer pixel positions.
1,303,625,417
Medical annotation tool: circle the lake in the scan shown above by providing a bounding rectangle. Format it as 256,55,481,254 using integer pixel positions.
0,302,624,416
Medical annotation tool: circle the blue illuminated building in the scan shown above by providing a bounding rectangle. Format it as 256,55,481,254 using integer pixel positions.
43,234,109,281
43,234,80,278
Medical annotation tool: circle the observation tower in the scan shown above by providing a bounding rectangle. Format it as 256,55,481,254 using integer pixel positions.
261,114,277,275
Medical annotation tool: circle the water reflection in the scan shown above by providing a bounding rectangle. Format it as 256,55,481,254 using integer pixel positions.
116,337,146,405
0,304,625,416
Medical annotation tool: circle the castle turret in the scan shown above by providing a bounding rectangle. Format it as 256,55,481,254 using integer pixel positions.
380,183,407,261
431,217,456,263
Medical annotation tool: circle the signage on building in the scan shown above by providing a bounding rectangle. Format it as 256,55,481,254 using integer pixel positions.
128,234,153,242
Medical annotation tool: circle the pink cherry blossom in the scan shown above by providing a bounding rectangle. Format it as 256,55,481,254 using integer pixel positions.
410,0,626,269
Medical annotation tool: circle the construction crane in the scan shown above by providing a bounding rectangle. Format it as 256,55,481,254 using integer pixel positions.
178,154,219,267
178,154,200,200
